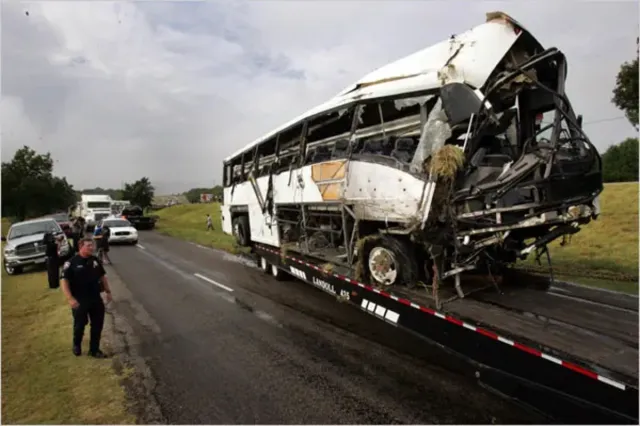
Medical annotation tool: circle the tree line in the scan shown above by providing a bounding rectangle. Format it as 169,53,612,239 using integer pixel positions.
182,186,223,204
605,36,639,183
1,146,156,221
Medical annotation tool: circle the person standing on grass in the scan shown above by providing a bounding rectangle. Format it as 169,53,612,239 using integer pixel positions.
43,231,64,289
71,217,84,252
60,237,112,358
206,214,214,231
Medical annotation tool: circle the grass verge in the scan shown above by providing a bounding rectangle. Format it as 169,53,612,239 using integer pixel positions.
154,203,246,254
1,268,134,424
153,182,638,293
524,182,638,294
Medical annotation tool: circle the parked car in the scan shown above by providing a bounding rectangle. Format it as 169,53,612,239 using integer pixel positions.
1,218,71,275
46,212,73,237
120,206,158,230
99,217,138,245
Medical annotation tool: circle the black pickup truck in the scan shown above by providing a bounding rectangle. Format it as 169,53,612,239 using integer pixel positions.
120,206,158,230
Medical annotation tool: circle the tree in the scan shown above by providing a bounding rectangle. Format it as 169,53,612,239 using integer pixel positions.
612,37,639,129
1,146,77,220
122,177,155,209
602,137,639,182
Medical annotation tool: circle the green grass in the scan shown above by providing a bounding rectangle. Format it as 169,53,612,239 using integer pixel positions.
153,183,638,293
522,182,638,293
154,203,245,253
1,268,134,424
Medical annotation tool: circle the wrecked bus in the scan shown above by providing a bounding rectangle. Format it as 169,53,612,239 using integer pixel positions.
221,11,602,306
220,12,637,423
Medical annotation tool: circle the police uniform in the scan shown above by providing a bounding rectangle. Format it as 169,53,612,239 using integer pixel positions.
43,232,59,289
61,254,107,356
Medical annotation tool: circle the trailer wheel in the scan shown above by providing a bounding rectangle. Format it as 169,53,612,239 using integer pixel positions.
271,264,288,281
232,215,250,247
259,256,269,273
363,236,418,287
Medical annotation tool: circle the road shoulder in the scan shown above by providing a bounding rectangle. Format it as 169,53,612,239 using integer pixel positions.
104,264,166,424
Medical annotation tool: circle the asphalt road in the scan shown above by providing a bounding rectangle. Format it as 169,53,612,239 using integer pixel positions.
106,232,542,424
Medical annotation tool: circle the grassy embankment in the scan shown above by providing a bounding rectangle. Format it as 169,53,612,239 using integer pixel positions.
154,204,242,253
154,182,638,294
1,220,134,424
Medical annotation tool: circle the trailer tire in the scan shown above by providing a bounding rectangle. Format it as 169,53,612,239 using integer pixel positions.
362,235,418,287
259,256,269,273
271,264,288,281
232,215,250,247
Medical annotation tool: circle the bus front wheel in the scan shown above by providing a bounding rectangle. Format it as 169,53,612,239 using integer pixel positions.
232,215,250,247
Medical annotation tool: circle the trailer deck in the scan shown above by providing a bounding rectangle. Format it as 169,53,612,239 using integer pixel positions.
394,276,639,382
254,243,639,424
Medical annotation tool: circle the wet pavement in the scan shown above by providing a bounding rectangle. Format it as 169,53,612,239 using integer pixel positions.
106,232,544,424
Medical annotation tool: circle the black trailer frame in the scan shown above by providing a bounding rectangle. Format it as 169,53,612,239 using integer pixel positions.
254,243,639,424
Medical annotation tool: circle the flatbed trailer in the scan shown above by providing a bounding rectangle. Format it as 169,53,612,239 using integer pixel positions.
253,243,639,424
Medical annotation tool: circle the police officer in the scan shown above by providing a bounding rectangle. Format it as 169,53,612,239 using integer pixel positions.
42,231,63,289
60,237,113,357
70,217,84,252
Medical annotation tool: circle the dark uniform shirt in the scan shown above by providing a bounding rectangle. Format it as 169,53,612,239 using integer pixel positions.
43,233,58,257
102,227,111,248
61,254,106,302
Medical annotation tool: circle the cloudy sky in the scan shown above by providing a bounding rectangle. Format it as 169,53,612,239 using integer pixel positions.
2,1,638,194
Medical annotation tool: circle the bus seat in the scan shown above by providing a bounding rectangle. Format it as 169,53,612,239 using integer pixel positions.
332,139,349,159
312,145,332,163
361,137,385,155
305,148,317,164
391,138,416,163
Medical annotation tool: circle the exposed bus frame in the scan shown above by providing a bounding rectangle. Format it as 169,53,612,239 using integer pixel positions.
220,12,637,423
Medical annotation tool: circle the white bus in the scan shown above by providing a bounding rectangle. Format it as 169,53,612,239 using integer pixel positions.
220,12,602,298
73,194,114,231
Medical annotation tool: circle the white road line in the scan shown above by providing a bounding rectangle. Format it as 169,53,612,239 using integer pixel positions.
136,244,146,250
194,273,234,292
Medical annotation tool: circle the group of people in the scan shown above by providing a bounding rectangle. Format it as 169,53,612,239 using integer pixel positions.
43,217,114,359
45,218,112,289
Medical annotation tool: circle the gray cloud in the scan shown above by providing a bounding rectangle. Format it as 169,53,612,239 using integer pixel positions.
2,1,638,194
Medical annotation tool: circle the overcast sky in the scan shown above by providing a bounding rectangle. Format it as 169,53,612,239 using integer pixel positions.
2,1,638,194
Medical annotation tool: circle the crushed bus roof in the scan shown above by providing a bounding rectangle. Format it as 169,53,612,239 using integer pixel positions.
224,11,541,163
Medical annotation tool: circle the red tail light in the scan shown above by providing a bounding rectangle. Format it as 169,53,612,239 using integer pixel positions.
535,113,543,124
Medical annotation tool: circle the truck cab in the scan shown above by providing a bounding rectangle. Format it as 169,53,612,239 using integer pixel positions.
74,194,113,231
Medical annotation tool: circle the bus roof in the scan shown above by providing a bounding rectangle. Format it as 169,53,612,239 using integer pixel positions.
224,12,538,163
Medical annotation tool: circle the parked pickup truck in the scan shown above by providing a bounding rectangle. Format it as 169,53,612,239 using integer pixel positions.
2,217,71,275
120,206,158,230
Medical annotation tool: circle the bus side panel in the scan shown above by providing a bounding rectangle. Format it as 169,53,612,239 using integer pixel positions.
248,204,279,246
272,166,324,204
221,202,232,235
343,161,426,221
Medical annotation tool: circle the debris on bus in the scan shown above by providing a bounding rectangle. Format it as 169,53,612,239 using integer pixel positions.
221,11,603,309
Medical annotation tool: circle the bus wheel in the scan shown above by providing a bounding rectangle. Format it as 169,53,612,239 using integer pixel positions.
259,256,269,273
364,236,418,287
232,215,250,246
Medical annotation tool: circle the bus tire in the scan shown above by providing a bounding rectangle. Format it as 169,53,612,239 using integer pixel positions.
232,215,250,247
362,235,418,287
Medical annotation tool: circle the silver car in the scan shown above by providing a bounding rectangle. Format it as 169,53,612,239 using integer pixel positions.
2,218,71,275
